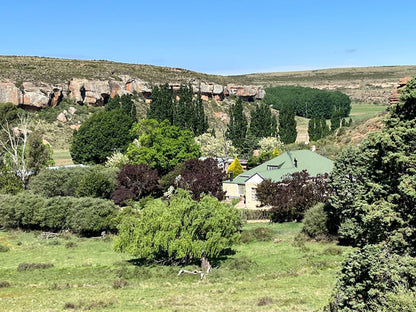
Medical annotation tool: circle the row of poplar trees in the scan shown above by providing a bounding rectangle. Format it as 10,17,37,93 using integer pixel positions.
226,98,282,153
147,83,208,136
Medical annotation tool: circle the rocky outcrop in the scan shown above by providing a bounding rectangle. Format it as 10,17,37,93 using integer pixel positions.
0,76,265,110
388,77,412,105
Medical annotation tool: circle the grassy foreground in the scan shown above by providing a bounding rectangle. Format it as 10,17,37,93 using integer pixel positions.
0,223,350,311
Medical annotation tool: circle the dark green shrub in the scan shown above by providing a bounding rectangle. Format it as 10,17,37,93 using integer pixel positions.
301,203,330,239
0,281,11,288
17,263,54,271
112,279,128,289
29,166,92,197
253,227,273,241
371,285,416,312
257,297,273,306
326,245,416,312
0,243,10,252
76,166,118,199
67,197,119,235
240,230,255,244
0,169,23,195
0,192,119,235
227,256,257,271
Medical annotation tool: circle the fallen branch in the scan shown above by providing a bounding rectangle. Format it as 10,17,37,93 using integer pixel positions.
178,269,204,280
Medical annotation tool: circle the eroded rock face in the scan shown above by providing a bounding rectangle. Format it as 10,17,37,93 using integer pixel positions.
0,82,20,105
0,75,265,110
388,77,412,105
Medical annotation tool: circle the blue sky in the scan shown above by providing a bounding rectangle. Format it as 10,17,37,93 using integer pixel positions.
2,0,415,75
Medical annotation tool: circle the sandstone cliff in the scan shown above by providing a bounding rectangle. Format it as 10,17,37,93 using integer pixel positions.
0,77,265,110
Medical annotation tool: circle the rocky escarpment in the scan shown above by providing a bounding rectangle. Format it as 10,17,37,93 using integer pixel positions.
388,77,412,105
0,75,265,110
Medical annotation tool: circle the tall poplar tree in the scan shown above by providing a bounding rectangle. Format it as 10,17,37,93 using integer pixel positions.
249,102,277,138
278,103,297,144
225,97,248,150
147,83,174,124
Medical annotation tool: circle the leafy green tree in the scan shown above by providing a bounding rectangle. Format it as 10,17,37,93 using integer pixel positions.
126,119,201,176
278,103,297,144
105,94,137,121
114,189,242,264
225,98,248,150
249,102,277,138
27,131,54,175
194,133,236,158
70,109,134,164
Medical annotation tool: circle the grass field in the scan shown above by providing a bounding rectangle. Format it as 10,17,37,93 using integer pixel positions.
52,150,73,166
0,223,350,311
349,103,387,122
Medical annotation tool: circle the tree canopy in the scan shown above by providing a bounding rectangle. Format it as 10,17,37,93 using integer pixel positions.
70,109,134,164
249,102,277,138
264,85,351,119
278,103,297,144
225,97,248,151
325,76,416,310
114,189,242,264
126,119,201,176
147,84,208,136
175,157,226,201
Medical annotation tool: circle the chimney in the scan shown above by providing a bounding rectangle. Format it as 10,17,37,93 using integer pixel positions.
294,158,298,168
229,170,233,181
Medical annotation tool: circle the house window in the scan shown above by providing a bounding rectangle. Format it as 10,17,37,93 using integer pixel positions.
251,188,258,201
238,185,245,195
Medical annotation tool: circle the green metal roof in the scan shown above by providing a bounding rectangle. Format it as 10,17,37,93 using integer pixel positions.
224,150,334,185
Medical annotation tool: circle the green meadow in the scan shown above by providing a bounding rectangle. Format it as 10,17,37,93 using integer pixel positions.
0,223,350,311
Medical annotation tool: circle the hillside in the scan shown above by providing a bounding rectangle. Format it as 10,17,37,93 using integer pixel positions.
1,56,416,105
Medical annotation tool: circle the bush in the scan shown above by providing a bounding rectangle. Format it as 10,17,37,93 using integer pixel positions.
30,166,118,199
301,203,330,239
29,166,91,197
326,245,416,312
0,192,119,235
0,243,10,252
253,227,273,241
76,166,118,199
17,263,54,271
0,281,11,288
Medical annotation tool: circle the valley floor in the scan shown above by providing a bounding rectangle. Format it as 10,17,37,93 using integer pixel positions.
0,223,350,311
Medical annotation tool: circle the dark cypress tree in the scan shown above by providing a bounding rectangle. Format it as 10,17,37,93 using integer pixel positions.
174,84,194,129
249,102,278,138
106,94,137,121
278,103,297,144
225,97,248,150
147,83,174,124
308,117,319,141
192,91,209,136
330,108,342,132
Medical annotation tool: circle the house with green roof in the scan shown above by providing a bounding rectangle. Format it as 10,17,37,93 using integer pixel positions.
222,150,334,209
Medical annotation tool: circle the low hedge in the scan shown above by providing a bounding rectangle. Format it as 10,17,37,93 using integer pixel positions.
0,192,119,235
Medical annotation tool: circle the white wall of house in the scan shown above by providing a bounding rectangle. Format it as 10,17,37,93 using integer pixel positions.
245,174,264,209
